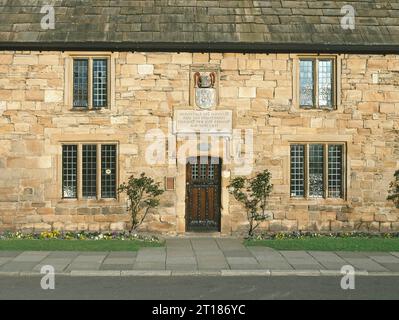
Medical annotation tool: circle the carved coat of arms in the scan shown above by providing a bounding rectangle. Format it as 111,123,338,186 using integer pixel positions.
194,72,217,109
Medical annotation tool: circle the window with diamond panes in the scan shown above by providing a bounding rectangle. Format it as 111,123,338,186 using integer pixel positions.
299,60,314,107
73,59,89,108
290,143,344,199
101,145,117,198
299,57,335,109
62,145,77,198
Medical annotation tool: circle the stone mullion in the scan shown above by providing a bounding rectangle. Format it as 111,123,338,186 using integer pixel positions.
324,144,328,199
96,144,101,200
77,144,83,200
88,58,93,109
305,144,309,199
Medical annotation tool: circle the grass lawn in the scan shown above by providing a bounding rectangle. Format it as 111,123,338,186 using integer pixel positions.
0,239,163,251
245,237,399,252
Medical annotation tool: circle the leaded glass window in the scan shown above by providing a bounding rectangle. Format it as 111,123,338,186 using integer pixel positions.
290,144,305,197
299,57,336,109
82,144,97,198
62,145,77,198
309,144,324,197
318,60,333,107
73,59,89,107
62,143,117,199
328,145,343,198
299,60,314,107
290,143,344,199
93,59,108,108
101,145,117,198
72,57,109,109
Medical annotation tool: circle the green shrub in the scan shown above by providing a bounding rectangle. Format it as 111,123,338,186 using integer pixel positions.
228,170,273,237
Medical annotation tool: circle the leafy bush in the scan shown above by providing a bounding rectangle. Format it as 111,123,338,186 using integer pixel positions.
387,170,399,208
228,170,273,237
118,173,164,232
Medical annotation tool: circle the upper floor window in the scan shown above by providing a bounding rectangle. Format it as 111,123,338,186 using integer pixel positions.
62,143,117,199
72,57,109,109
290,143,345,199
299,57,336,109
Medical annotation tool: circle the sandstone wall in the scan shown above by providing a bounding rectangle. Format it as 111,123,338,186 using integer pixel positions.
0,51,398,234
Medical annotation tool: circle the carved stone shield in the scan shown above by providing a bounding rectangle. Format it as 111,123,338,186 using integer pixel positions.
195,88,216,109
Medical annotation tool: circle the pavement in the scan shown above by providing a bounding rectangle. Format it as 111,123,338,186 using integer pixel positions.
1,238,399,277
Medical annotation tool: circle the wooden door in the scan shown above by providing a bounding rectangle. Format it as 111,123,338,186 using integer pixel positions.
186,156,221,232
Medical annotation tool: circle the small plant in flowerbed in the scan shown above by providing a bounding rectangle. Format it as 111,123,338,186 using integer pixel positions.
0,231,161,243
118,172,164,232
228,169,273,237
250,231,399,241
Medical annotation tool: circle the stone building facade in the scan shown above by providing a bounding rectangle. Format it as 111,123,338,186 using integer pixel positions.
0,1,398,235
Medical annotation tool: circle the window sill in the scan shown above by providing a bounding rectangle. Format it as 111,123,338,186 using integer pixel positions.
297,106,337,111
70,107,111,111
58,198,121,205
289,197,347,205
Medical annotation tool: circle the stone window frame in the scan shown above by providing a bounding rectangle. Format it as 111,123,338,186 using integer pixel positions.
64,52,116,111
289,141,347,201
60,142,120,201
292,54,342,111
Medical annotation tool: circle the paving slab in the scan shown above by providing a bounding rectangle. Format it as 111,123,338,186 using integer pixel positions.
223,249,254,258
106,252,137,258
133,262,166,270
66,263,102,271
72,255,107,263
166,257,197,264
46,252,80,259
33,263,70,272
0,257,12,266
342,258,389,272
13,252,50,262
258,262,294,270
102,258,136,265
378,263,399,272
0,251,22,257
226,257,259,265
0,262,38,272
100,264,135,271
167,264,198,271
367,255,399,264
336,252,368,258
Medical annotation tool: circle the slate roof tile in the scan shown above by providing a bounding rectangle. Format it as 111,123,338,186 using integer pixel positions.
0,0,397,50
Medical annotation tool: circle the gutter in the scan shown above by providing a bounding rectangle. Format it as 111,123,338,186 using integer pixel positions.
0,42,398,54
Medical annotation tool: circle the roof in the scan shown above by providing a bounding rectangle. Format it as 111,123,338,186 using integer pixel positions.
0,0,399,53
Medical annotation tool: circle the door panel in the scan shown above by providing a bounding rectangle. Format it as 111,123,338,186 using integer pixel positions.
186,156,221,232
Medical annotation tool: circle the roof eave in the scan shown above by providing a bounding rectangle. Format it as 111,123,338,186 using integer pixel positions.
0,42,398,54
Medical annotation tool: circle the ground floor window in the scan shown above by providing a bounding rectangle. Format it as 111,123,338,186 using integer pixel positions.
62,143,117,199
290,143,344,199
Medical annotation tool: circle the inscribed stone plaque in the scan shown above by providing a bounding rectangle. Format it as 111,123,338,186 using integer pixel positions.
174,110,232,134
